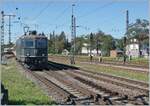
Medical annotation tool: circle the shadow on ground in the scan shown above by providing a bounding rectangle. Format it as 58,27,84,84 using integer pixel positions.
8,100,56,105
47,61,79,71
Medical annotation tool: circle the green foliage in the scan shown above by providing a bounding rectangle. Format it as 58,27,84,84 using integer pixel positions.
75,36,85,54
48,18,149,56
127,19,149,39
48,30,121,56
77,63,148,82
115,38,124,51
84,30,116,56
48,55,148,82
48,31,70,54
2,59,55,105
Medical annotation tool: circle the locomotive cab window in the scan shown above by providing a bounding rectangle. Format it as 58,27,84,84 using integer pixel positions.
25,40,34,47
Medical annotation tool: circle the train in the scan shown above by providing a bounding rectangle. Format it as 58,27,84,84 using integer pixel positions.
15,30,48,69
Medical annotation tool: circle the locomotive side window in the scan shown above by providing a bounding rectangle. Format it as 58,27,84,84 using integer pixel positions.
25,40,34,47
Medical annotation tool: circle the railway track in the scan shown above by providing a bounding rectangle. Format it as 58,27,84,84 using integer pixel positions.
17,61,105,105
17,63,76,104
49,55,148,69
48,61,149,89
80,61,148,73
30,71,75,104
48,61,149,105
42,71,97,105
71,69,149,91
46,70,131,105
15,58,149,105
96,61,148,69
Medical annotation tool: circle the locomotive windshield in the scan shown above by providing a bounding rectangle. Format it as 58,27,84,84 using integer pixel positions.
36,39,47,48
24,40,34,47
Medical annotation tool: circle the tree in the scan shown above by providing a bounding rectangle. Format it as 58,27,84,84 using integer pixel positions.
115,38,124,51
127,19,149,39
48,33,55,53
126,19,149,54
75,36,85,54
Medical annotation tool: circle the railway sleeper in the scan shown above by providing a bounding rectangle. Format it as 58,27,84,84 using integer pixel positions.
71,95,94,101
103,95,128,105
72,96,95,105
134,95,149,105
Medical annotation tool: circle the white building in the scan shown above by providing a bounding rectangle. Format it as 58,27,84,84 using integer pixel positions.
126,38,149,58
81,43,101,56
126,38,139,58
62,49,69,55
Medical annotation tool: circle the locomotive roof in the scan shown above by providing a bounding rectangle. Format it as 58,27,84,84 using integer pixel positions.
19,34,47,39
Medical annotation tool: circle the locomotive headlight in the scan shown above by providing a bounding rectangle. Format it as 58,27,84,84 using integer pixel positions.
42,54,45,56
26,53,30,56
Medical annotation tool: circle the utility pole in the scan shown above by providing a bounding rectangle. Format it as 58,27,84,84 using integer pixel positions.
1,11,4,54
126,10,129,37
1,11,15,64
53,30,55,53
123,10,129,64
96,40,99,55
90,33,93,62
6,15,15,44
73,16,76,56
70,4,75,64
1,11,15,45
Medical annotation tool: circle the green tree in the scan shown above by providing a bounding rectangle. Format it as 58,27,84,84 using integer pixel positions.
127,19,149,39
75,36,85,54
127,19,149,53
115,38,124,51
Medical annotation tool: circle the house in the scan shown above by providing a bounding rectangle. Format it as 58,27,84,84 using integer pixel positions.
81,43,101,56
126,38,139,58
110,49,123,57
140,43,149,58
62,49,69,55
126,38,149,58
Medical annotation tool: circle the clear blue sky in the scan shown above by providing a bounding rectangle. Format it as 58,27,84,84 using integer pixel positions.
1,0,149,44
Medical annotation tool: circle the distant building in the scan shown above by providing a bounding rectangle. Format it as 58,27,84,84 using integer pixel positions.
110,49,123,57
62,49,69,55
81,43,101,56
126,38,139,58
126,38,149,58
140,43,149,58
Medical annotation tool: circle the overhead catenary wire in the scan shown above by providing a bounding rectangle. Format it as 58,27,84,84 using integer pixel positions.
45,1,79,32
31,1,53,21
78,1,116,19
57,1,117,31
44,5,71,32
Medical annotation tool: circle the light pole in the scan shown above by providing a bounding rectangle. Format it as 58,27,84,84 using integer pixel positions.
70,4,75,64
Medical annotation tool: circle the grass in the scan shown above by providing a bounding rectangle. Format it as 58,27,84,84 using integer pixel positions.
49,55,148,82
49,54,149,66
75,62,149,82
1,59,56,105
